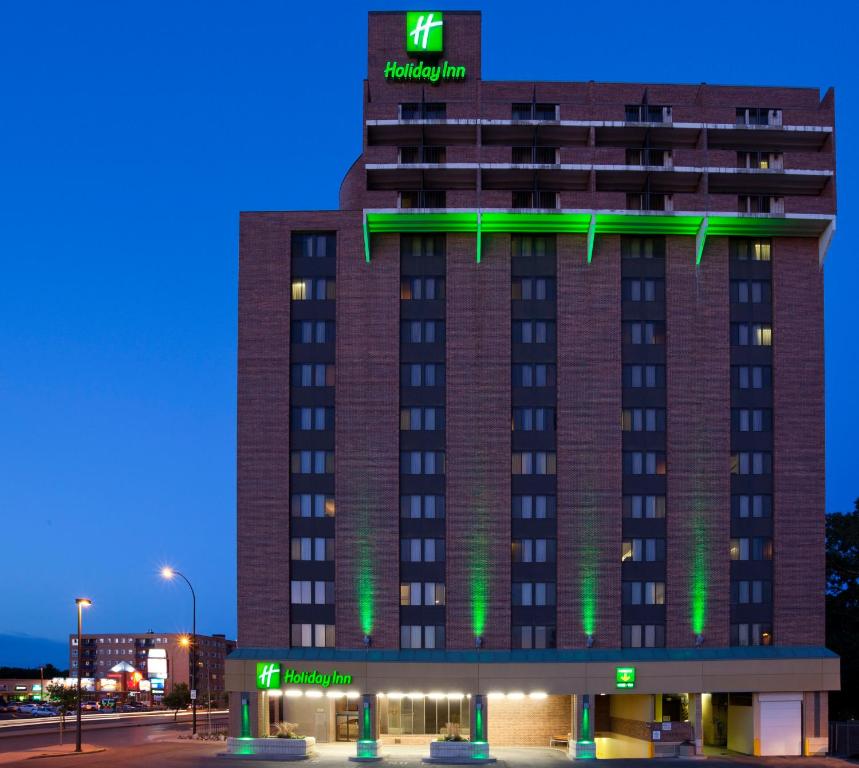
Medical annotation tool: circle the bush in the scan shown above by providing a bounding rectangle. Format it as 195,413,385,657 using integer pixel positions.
273,721,304,739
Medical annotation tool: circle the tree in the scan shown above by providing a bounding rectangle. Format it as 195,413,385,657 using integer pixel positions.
46,683,78,726
0,664,67,679
163,683,191,722
826,499,859,720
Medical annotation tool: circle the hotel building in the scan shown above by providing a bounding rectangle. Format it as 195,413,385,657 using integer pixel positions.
226,10,838,759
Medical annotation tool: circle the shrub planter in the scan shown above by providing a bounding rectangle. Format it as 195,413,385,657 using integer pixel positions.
423,740,496,764
222,736,316,760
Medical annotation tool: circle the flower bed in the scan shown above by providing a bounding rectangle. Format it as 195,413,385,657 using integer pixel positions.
224,736,315,759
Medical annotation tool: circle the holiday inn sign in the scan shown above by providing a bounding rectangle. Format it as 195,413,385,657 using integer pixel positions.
384,11,467,84
255,663,353,690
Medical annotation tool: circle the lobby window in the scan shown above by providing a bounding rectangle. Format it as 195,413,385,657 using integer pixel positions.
291,623,335,648
401,320,445,344
512,495,556,519
621,236,665,259
731,280,770,304
292,233,335,259
733,409,772,433
622,538,666,562
512,408,555,432
730,537,774,561
731,452,773,476
732,322,772,346
512,582,557,607
731,238,772,262
512,102,558,120
734,365,772,390
400,102,446,120
401,363,445,387
400,495,445,519
292,320,335,344
622,278,661,302
622,581,666,605
512,364,556,388
733,494,772,519
290,494,335,518
291,278,335,301
400,625,445,649
290,450,334,475
624,364,665,389
290,537,334,561
623,495,666,519
511,539,557,563
513,320,555,344
401,276,445,300
292,407,334,431
512,625,557,649
622,624,665,648
511,277,555,300
290,580,334,605
291,364,335,388
511,451,557,475
623,451,667,476
400,583,446,606
401,407,444,431
401,538,445,563
731,623,773,647
733,580,772,605
400,451,445,475
624,321,664,345
622,408,665,432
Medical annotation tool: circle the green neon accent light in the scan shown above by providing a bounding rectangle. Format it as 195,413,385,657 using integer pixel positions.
580,491,597,637
367,212,477,233
476,211,482,263
240,695,250,738
580,703,591,741
615,666,636,689
470,485,489,638
472,740,489,759
384,60,466,83
362,701,372,740
473,700,485,741
481,212,591,233
282,668,353,687
406,11,443,53
691,512,708,635
355,478,377,637
695,217,709,266
357,739,376,758
362,214,371,263
256,662,280,690
586,213,596,263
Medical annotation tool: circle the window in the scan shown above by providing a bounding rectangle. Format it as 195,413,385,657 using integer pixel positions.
400,451,445,475
400,583,446,606
622,538,666,562
731,623,773,647
511,625,556,649
290,494,336,518
621,236,665,259
292,407,334,431
622,408,666,432
401,407,445,431
623,495,666,518
292,320,335,344
291,623,335,648
400,190,446,209
400,495,445,519
512,190,558,209
400,539,445,563
290,581,334,605
511,539,557,563
400,625,445,649
624,321,664,345
401,320,445,344
734,365,772,390
512,452,557,475
622,581,666,605
402,363,445,387
291,278,335,301
734,580,771,605
292,233,335,259
624,364,665,389
401,234,445,258
512,582,557,606
733,495,772,519
399,145,445,163
731,239,772,262
291,364,335,387
512,103,557,120
625,105,671,123
512,145,557,163
512,495,556,519
401,276,445,300
512,408,555,432
622,624,665,648
290,537,335,561
733,409,772,433
731,280,769,304
623,452,667,476
733,323,773,346
731,452,773,475
512,364,556,387
736,107,781,127
290,450,335,474
400,102,446,120
513,320,555,344
511,235,556,258
730,537,774,561
511,277,555,300
622,278,660,302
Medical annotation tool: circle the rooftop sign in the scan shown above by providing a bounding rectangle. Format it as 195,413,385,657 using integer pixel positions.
385,11,466,84
406,12,443,52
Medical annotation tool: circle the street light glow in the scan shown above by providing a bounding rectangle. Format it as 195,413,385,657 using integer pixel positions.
75,598,92,607
161,567,175,580
179,635,190,647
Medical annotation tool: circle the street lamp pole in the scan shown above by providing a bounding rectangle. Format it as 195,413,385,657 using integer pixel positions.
162,568,197,735
74,598,92,753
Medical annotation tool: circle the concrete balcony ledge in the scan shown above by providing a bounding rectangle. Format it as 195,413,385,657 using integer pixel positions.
222,736,316,761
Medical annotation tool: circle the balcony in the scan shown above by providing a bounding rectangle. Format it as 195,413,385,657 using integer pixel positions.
625,149,673,168
626,193,673,212
738,196,784,214
736,108,782,127
399,190,447,209
512,103,559,121
625,105,673,124
512,191,558,209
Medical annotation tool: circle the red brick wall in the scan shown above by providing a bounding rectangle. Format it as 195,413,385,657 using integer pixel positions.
556,235,622,648
335,228,401,649
665,236,731,647
445,233,511,649
772,238,825,645
237,213,293,647
488,695,571,746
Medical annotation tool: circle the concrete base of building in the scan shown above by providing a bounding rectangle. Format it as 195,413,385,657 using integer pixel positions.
570,740,597,760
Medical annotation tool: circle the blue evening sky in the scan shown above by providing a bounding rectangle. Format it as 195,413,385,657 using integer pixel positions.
1,0,855,649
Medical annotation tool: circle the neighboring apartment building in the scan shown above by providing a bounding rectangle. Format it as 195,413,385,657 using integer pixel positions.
70,632,236,698
226,10,838,759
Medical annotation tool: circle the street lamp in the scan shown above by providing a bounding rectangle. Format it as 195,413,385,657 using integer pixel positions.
161,567,197,735
74,598,92,753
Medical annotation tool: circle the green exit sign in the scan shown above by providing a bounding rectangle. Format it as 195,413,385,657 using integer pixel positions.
616,667,636,689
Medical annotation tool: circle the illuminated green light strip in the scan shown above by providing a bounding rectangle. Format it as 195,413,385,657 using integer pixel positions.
470,478,489,639
240,696,251,739
696,217,709,266
356,484,376,638
362,213,371,263
366,212,477,233
691,510,708,636
480,211,591,233
476,210,482,263
581,492,597,637
586,213,596,263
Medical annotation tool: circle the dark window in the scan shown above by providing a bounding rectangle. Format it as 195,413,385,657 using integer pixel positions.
401,363,445,387
622,624,665,648
511,625,556,649
401,234,445,258
512,408,556,432
623,495,666,518
732,495,772,518
512,103,557,120
292,233,335,259
400,495,446,519
512,364,556,387
512,190,557,209
621,236,666,259
624,364,666,389
511,235,556,258
511,277,556,300
733,365,772,390
512,320,556,344
512,495,557,519
292,406,334,430
401,276,445,300
400,103,446,120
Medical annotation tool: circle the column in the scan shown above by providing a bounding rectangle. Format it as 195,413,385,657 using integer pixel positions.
690,692,703,754
351,694,380,761
570,694,596,759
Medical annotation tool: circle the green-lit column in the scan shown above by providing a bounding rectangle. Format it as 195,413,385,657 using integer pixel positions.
571,694,596,760
350,695,381,762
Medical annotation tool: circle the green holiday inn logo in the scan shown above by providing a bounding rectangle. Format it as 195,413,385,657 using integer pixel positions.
406,11,443,52
256,662,280,690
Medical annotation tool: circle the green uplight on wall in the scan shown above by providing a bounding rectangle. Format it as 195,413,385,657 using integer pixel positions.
690,512,708,636
580,492,598,638
470,489,489,639
356,485,376,638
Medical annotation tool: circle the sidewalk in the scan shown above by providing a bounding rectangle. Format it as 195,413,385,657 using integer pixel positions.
0,744,105,764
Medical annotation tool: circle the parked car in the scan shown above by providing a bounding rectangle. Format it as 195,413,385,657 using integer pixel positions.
16,704,40,715
80,701,98,712
30,706,57,717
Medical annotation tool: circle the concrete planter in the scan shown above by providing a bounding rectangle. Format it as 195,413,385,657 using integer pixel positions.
224,736,316,760
424,740,495,764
